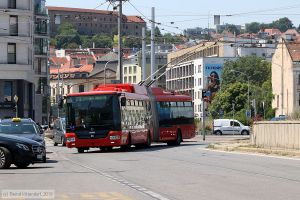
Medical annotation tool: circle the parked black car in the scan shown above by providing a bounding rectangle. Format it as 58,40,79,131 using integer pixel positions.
0,133,45,169
52,118,66,146
0,118,46,162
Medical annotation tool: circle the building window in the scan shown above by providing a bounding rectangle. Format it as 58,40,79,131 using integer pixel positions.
4,81,13,102
198,78,201,86
129,66,132,74
124,76,127,83
198,65,202,73
124,67,127,74
7,43,16,64
79,85,84,93
129,76,132,83
54,15,61,25
133,66,137,74
298,74,300,85
299,93,300,106
133,76,136,83
9,16,18,36
8,0,16,9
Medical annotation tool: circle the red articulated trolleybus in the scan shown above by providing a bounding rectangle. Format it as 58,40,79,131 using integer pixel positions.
65,84,195,153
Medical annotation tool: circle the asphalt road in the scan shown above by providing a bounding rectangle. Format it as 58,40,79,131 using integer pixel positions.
1,135,300,200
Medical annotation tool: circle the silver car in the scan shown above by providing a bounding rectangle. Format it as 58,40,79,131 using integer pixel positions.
52,118,66,146
213,119,250,135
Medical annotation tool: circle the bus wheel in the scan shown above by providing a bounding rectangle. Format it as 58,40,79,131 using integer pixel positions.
100,147,112,152
145,132,151,147
77,148,85,153
174,130,182,146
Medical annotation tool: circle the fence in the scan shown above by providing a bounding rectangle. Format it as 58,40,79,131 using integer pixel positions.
252,121,300,150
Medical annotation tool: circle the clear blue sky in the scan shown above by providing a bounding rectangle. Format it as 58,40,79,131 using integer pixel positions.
47,0,300,33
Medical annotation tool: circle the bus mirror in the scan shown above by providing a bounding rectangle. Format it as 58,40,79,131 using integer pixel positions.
121,97,126,106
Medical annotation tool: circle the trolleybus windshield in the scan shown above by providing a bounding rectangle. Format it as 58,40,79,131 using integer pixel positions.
66,95,121,131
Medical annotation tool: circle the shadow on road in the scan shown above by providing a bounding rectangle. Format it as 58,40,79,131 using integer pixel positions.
74,142,206,154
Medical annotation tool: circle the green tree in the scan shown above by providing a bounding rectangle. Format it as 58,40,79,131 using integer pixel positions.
270,17,293,32
221,56,271,88
66,43,80,49
55,22,81,49
209,56,274,124
124,36,142,48
91,34,113,48
245,22,261,33
226,24,240,35
81,35,93,48
209,82,248,123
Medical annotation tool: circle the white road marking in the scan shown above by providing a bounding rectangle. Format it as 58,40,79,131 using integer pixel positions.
200,147,300,161
58,153,170,200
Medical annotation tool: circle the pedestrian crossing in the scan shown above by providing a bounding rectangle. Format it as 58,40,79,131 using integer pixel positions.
60,192,133,200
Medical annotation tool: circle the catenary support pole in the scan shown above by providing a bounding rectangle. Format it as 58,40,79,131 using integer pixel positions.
142,27,146,80
151,7,155,85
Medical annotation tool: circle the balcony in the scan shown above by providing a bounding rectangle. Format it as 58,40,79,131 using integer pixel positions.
34,19,48,35
34,0,47,16
34,38,48,55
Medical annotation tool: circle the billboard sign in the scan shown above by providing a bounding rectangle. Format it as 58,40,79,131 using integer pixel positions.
204,63,223,102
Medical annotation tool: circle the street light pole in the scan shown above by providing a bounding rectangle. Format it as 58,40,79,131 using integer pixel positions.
104,60,114,84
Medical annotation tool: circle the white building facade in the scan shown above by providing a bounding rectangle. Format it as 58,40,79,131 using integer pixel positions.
0,0,49,124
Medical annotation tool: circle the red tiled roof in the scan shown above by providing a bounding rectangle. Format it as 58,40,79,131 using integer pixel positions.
126,16,145,23
283,29,300,36
47,7,145,23
49,57,68,65
47,6,117,15
238,33,258,38
286,39,300,62
264,28,282,35
50,64,94,74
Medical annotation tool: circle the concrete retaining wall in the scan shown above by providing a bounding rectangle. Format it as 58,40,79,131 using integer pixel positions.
252,121,300,150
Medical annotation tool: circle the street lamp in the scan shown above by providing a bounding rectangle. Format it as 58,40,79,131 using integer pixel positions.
230,69,250,120
104,60,115,85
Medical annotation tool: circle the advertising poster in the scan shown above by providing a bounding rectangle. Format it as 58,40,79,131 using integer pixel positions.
204,63,223,102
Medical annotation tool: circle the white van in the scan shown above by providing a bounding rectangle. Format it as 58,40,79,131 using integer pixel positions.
213,119,250,135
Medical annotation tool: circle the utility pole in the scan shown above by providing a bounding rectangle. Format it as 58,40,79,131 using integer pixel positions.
57,68,60,118
118,0,123,83
142,27,146,80
151,7,155,84
110,0,124,83
202,100,206,141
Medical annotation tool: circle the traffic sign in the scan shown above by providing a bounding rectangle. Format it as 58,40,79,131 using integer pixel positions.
246,110,251,118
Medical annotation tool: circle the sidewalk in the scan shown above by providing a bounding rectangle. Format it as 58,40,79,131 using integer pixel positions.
206,136,300,158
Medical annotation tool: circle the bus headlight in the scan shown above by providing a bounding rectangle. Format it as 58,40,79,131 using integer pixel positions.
67,137,76,142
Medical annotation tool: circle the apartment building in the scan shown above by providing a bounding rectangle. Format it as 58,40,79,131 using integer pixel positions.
272,37,300,117
47,6,146,37
123,55,141,84
0,0,49,124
